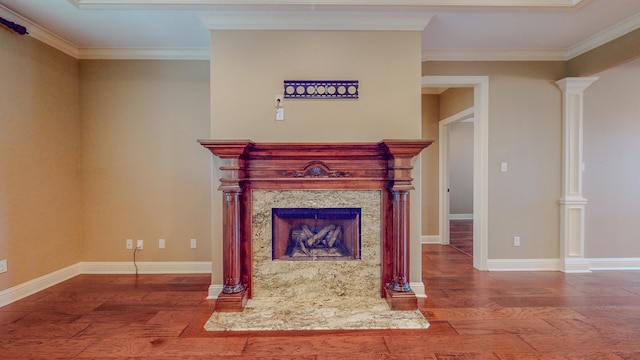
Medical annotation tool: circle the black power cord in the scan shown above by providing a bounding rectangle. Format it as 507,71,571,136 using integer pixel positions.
133,246,140,275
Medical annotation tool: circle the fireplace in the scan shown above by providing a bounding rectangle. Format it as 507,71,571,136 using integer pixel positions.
272,207,361,261
199,139,432,312
252,190,379,300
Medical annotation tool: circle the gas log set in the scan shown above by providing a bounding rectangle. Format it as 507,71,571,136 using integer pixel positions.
286,223,349,257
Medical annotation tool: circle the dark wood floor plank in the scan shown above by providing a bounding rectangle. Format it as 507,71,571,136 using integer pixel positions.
448,319,561,335
384,334,535,353
77,337,248,358
242,335,389,356
75,323,188,338
0,338,97,359
424,306,587,321
494,352,625,359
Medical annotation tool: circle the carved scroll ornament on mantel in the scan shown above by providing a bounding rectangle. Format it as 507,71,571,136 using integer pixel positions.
282,160,351,178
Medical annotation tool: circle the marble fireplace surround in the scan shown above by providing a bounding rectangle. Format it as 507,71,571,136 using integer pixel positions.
199,140,432,312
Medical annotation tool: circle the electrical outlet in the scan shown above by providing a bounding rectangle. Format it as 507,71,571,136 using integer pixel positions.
190,238,197,249
514,236,521,247
126,239,133,250
0,259,7,274
159,239,165,249
137,239,144,250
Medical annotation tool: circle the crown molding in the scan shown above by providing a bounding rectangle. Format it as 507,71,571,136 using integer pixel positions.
422,48,569,62
8,0,639,61
0,5,79,58
68,0,584,10
200,11,433,31
78,47,210,60
567,11,640,59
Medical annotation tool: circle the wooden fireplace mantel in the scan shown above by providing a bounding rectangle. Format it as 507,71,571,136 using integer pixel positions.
199,139,433,311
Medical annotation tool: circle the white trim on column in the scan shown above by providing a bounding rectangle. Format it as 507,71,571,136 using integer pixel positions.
410,282,427,298
208,284,224,299
556,77,598,273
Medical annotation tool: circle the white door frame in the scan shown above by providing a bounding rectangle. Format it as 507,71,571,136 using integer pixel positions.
422,76,489,271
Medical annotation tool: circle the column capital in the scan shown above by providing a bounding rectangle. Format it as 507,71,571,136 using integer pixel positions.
556,77,599,93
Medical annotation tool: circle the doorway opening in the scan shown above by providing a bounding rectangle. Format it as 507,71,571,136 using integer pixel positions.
421,76,489,271
443,110,474,256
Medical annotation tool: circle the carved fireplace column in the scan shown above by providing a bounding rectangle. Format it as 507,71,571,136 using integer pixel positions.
381,140,432,310
389,189,411,292
199,140,254,312
222,190,244,294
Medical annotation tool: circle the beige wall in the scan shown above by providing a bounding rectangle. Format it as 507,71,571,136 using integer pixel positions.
440,87,474,120
583,57,640,258
210,30,424,285
210,31,422,141
79,60,212,262
421,94,440,235
449,121,474,215
568,28,640,77
0,32,81,289
423,61,566,259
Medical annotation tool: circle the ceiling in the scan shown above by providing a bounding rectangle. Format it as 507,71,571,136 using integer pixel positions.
1,0,640,61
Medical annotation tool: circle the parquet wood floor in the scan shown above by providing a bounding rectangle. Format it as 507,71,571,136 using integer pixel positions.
1,245,639,359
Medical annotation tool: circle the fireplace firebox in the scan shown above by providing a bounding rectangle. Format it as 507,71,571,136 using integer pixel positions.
272,208,361,261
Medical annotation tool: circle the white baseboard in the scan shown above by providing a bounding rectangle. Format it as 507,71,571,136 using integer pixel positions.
410,282,427,298
586,258,640,271
0,263,81,308
0,261,212,308
488,257,640,272
449,213,473,220
421,235,441,244
79,261,212,274
208,284,224,299
487,258,560,271
562,258,592,273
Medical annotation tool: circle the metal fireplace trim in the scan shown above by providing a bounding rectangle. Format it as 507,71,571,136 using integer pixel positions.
271,207,361,261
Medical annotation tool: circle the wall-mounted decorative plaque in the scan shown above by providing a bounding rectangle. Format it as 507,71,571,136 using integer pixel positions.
283,80,358,99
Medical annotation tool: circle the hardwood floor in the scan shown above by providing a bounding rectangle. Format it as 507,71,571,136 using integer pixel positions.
449,219,473,256
1,245,640,359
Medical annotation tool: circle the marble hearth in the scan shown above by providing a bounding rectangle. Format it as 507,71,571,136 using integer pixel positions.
199,140,432,312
